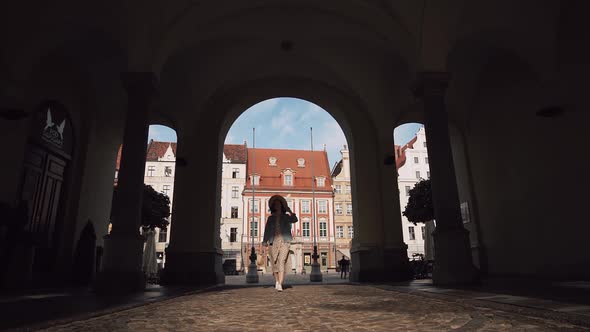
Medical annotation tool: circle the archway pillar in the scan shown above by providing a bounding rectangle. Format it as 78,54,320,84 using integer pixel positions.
349,128,389,282
160,131,225,286
378,137,412,281
95,72,157,293
415,72,476,285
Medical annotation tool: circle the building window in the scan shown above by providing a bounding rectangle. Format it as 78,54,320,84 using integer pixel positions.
346,203,352,215
318,200,327,214
230,227,237,242
421,226,426,240
284,174,293,186
335,185,342,194
321,252,327,266
425,157,429,164
336,225,344,238
427,171,430,178
423,141,427,148
158,228,167,242
231,186,239,198
164,166,173,177
348,226,354,238
249,199,259,213
316,177,325,187
416,171,421,179
147,166,155,177
302,219,310,237
250,219,258,237
345,184,351,194
302,200,310,214
287,200,294,211
162,185,171,196
251,175,260,185
232,168,239,178
231,206,238,218
414,157,419,164
335,203,343,215
319,219,327,237
409,226,416,240
405,186,411,196
297,158,305,167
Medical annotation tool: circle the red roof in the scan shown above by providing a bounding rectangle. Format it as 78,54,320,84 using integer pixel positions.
244,148,332,192
394,136,417,170
146,140,177,161
224,144,247,163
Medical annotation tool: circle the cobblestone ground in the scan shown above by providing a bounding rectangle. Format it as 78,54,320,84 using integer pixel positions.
40,284,587,332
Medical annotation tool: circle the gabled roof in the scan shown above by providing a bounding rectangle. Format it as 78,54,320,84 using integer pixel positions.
146,140,177,161
244,148,332,192
223,144,247,163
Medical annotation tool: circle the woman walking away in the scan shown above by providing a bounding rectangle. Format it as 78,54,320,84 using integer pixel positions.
263,195,298,292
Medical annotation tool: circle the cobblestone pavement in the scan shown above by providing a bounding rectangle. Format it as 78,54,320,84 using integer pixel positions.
39,283,588,332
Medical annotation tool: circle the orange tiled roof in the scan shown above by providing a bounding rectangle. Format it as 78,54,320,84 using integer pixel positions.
223,144,247,163
245,148,332,192
146,140,177,161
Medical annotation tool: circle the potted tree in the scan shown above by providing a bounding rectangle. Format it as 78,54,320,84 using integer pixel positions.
403,179,435,278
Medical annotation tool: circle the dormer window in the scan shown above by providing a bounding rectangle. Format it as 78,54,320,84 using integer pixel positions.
251,175,260,185
284,174,293,186
297,158,305,167
316,177,326,187
269,157,277,166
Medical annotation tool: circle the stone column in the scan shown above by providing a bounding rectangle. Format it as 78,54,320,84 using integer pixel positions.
94,72,157,293
349,130,386,282
415,72,476,285
379,138,412,281
160,127,225,286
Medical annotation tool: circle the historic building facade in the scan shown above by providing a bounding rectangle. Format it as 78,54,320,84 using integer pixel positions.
330,146,354,263
219,144,247,272
243,148,335,274
395,126,431,258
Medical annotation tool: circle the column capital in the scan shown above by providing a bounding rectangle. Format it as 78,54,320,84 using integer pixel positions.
121,72,159,97
413,72,451,98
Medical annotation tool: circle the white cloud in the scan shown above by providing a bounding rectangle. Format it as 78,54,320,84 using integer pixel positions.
246,98,280,115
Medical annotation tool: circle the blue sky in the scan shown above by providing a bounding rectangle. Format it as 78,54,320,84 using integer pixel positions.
148,98,422,166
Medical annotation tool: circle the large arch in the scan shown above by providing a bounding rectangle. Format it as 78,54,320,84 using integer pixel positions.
162,75,409,284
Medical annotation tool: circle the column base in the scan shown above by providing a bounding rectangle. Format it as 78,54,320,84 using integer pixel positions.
94,233,145,294
382,246,413,281
310,262,323,282
433,228,478,285
350,245,413,282
160,251,225,285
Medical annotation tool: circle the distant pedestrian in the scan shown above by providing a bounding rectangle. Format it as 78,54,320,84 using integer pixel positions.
338,256,349,279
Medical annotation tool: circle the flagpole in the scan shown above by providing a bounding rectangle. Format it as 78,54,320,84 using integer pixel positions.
310,127,323,282
246,128,259,283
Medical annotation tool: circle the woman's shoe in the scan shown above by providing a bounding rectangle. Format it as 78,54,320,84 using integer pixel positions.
277,284,283,292
275,281,279,290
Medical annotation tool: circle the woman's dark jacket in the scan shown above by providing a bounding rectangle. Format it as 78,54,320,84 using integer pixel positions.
262,213,298,244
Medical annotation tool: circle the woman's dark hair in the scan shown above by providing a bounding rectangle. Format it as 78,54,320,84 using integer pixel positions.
271,199,287,214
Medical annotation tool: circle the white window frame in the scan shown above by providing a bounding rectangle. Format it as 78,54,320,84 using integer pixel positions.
301,200,310,214
316,177,325,187
318,200,327,214
335,203,343,215
319,219,327,237
348,225,354,238
284,174,293,186
346,203,352,215
231,186,239,198
335,184,342,194
409,226,416,240
336,225,344,238
249,199,259,213
302,218,310,237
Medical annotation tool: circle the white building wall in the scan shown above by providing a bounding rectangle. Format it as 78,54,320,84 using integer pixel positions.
220,154,247,270
397,127,431,258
